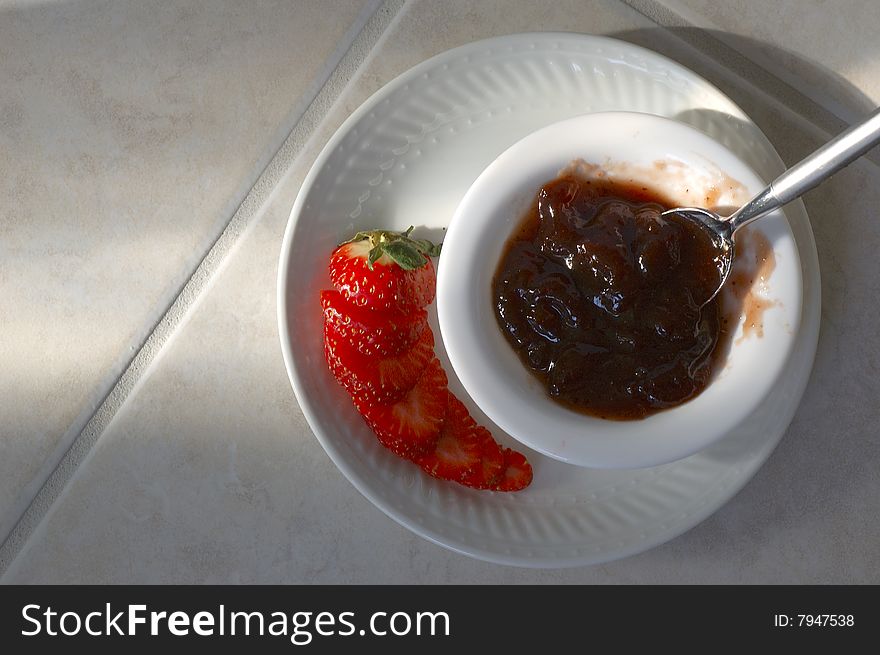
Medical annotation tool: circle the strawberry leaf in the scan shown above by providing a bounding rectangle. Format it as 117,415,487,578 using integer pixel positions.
367,244,384,269
339,227,442,269
411,239,442,258
382,241,428,270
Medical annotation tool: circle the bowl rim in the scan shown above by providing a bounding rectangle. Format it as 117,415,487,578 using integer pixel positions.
436,110,803,469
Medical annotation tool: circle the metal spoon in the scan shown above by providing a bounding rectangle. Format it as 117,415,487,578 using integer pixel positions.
663,107,880,305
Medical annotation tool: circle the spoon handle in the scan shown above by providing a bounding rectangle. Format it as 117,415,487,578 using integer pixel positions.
729,106,880,233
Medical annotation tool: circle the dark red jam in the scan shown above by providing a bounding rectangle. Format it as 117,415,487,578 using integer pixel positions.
493,172,725,420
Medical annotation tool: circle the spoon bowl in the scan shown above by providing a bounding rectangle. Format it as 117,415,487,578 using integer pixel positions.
659,206,733,305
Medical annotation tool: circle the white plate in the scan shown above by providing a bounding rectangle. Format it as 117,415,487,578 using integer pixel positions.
278,33,820,567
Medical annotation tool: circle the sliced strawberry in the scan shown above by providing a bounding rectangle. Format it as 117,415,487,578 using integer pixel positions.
493,448,534,492
329,228,440,313
324,320,434,404
355,358,448,458
416,392,484,483
321,227,534,492
461,426,505,489
323,322,352,390
321,290,428,357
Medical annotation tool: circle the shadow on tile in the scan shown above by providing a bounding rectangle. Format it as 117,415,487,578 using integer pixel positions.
615,27,878,122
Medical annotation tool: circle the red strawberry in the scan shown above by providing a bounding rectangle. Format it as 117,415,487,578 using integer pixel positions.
321,290,427,357
461,426,505,489
493,448,534,492
417,406,533,491
324,321,434,404
321,226,533,492
416,392,483,483
329,228,441,313
323,323,352,390
354,358,448,458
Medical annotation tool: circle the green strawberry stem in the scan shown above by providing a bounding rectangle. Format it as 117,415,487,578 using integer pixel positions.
341,226,442,270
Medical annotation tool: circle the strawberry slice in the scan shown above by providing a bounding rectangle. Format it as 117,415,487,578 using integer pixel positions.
493,448,534,492
324,321,435,404
321,290,428,357
329,228,440,313
415,392,532,491
416,392,484,484
323,323,352,391
354,358,448,458
461,426,505,489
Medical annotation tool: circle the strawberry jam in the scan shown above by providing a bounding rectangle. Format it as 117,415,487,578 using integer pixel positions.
493,172,724,420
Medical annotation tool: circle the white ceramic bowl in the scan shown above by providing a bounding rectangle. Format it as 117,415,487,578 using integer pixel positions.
437,112,803,469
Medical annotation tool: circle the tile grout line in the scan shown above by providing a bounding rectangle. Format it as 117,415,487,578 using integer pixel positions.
628,0,876,126
0,0,387,553
0,0,407,577
619,0,843,127
620,0,880,169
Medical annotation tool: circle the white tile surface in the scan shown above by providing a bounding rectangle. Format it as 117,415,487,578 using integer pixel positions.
0,0,372,541
4,0,880,583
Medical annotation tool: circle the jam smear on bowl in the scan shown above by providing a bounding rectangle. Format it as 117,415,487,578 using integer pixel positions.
493,172,727,420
